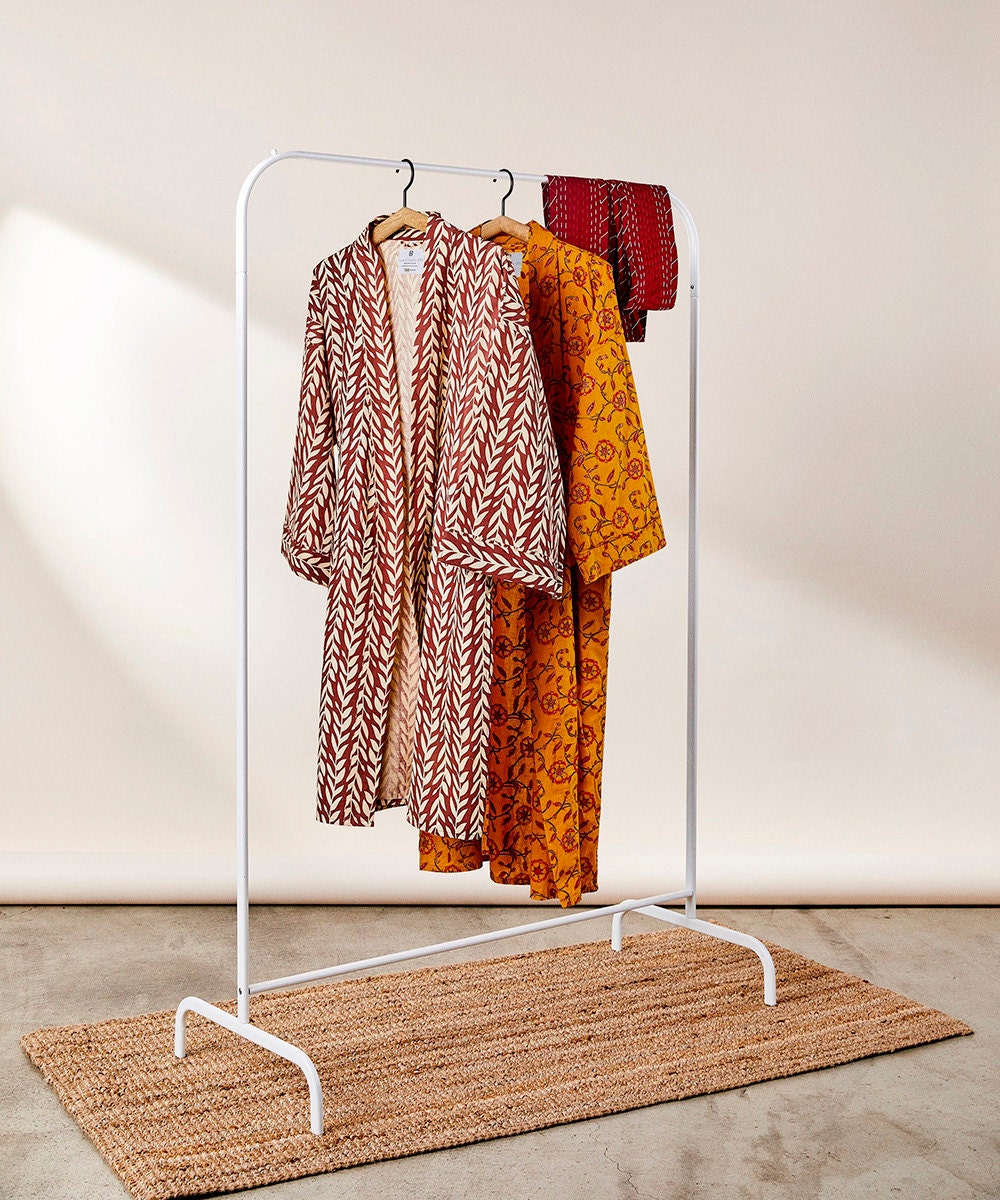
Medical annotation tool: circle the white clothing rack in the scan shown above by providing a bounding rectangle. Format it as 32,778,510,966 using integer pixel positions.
173,149,778,1137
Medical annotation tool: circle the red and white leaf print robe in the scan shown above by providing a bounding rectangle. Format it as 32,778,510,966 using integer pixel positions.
282,212,567,840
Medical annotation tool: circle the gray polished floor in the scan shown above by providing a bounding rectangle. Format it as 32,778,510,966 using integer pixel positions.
2,905,996,1199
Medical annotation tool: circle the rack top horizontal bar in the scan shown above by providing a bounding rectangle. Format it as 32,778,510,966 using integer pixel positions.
237,150,695,268
260,149,548,184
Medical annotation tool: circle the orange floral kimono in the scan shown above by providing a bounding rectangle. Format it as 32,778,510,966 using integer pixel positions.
419,220,665,905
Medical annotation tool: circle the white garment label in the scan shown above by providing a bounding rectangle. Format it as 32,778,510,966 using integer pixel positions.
508,251,523,276
397,246,426,275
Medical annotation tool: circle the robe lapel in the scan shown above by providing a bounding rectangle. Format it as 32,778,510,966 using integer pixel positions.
354,212,449,561
315,227,401,822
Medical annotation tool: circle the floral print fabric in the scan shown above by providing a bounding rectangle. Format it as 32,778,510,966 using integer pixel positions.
418,220,665,904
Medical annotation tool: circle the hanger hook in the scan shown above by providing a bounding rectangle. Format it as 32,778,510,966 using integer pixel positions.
397,157,415,207
493,168,514,216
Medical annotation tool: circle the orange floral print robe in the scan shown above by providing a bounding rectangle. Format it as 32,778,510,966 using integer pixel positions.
419,220,665,905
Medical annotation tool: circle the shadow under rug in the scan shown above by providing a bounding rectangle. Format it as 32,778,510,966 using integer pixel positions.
21,926,972,1199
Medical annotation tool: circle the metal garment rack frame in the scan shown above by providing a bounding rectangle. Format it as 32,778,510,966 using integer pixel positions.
174,149,778,1137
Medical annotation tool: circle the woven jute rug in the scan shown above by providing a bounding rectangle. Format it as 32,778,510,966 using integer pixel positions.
21,926,971,1200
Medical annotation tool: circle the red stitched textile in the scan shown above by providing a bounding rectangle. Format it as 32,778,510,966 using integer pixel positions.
541,175,678,342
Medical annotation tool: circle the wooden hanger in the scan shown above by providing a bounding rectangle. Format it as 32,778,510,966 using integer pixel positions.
479,213,531,240
372,158,430,245
476,169,530,241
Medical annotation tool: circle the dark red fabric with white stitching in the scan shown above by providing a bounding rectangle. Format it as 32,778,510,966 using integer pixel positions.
541,175,678,342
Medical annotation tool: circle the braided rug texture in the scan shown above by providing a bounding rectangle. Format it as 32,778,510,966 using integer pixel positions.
21,927,972,1199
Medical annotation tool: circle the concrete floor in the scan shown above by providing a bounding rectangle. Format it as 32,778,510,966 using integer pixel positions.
2,905,997,1200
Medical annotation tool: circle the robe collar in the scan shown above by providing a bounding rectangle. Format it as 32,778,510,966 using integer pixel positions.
523,218,558,256
467,219,559,320
354,209,449,267
347,209,451,398
347,212,456,559
349,209,453,337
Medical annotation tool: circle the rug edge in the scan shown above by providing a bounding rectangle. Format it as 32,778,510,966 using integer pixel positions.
23,1016,974,1200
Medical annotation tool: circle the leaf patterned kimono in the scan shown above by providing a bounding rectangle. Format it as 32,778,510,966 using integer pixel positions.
282,212,566,840
420,220,666,904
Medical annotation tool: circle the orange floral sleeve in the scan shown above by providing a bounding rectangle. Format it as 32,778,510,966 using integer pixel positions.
566,255,664,582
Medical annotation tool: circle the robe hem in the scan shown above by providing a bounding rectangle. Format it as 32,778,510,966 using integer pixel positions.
315,809,376,828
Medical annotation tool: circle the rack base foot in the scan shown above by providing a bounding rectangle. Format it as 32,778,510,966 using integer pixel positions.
610,905,777,1005
174,995,325,1134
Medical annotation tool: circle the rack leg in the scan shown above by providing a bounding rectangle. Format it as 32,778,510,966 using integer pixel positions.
174,995,325,1135
611,906,777,1005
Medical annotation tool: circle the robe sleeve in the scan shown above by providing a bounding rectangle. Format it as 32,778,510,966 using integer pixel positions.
436,253,567,598
566,255,666,582
281,264,336,586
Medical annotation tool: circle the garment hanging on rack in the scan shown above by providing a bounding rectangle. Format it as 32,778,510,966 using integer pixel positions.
419,220,666,905
541,175,679,342
282,211,566,840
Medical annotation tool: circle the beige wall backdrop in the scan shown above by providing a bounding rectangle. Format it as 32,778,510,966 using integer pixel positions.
1,1,997,904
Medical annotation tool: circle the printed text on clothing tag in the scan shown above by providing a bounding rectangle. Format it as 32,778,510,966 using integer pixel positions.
397,246,426,275
508,251,523,276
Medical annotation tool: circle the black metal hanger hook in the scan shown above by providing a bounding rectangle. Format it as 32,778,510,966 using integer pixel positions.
396,158,416,207
492,168,514,216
